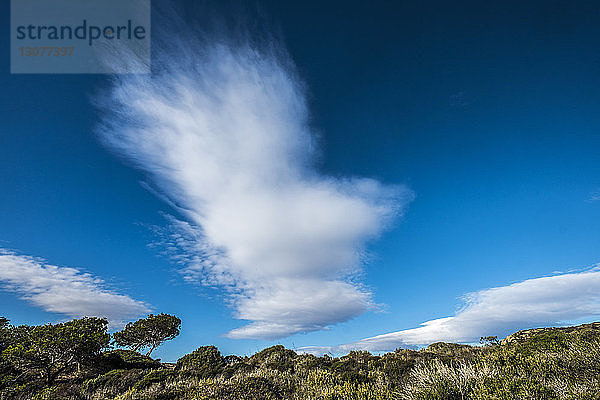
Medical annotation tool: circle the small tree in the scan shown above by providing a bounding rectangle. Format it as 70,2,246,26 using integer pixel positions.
113,313,181,356
3,317,109,385
480,336,500,346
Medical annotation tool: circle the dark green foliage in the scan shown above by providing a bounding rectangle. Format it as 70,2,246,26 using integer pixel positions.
426,341,480,359
0,317,10,347
293,353,333,370
83,368,148,395
100,349,162,370
211,375,293,400
480,335,500,346
133,369,176,390
222,355,252,378
2,317,109,386
3,316,600,399
248,345,297,372
375,350,429,388
330,350,378,383
175,345,225,376
113,313,181,356
0,318,15,390
29,382,84,400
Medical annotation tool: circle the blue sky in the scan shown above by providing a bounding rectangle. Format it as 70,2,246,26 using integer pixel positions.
1,0,600,361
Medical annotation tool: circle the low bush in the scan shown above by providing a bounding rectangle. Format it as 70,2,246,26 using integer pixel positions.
100,350,162,371
83,368,148,396
175,345,226,377
248,345,297,372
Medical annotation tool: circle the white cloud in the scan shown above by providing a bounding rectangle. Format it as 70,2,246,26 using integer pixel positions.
0,250,151,327
300,265,600,354
96,22,411,339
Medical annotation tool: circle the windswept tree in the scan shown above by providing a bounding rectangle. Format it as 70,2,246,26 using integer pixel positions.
2,317,109,385
113,313,181,356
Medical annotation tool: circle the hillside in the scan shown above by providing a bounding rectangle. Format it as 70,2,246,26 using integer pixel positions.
2,320,600,399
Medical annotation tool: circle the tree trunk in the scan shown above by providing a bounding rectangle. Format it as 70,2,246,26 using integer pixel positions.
146,343,157,357
46,368,55,386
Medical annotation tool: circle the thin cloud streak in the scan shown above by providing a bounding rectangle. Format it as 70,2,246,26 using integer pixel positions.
97,18,412,339
0,250,151,328
300,265,600,355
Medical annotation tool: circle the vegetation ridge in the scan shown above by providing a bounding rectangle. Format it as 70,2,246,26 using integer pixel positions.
2,315,600,399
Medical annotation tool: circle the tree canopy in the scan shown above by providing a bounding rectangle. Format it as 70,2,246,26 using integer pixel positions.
113,313,181,356
2,317,109,385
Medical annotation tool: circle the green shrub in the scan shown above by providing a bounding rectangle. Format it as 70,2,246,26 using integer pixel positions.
425,342,479,360
133,369,176,390
222,355,252,378
175,346,226,377
214,374,293,400
248,345,297,372
294,353,334,371
331,351,378,383
83,368,148,395
375,351,427,388
31,383,84,400
100,349,161,370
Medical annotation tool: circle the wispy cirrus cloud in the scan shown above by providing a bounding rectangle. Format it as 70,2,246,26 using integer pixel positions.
300,265,600,354
0,250,151,327
96,15,412,339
